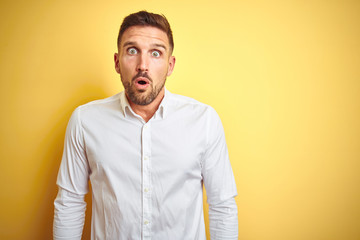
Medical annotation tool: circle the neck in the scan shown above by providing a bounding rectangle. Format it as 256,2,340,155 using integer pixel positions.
127,88,165,122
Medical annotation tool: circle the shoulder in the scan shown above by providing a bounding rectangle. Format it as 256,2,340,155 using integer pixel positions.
68,93,122,128
167,92,211,112
77,93,121,111
169,92,218,115
165,91,221,127
74,93,121,116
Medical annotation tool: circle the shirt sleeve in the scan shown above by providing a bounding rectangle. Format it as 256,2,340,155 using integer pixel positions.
54,107,90,239
201,107,238,239
53,188,87,240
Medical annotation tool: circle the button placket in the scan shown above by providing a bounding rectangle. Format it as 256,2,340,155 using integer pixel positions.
141,123,152,239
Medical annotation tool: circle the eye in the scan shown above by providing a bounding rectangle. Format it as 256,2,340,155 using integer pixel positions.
128,48,137,55
151,50,161,57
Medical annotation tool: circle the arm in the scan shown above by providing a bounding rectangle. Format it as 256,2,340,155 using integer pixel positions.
53,108,90,239
202,107,238,239
209,198,238,239
53,188,87,240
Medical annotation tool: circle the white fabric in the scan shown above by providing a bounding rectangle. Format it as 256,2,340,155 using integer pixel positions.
54,89,238,240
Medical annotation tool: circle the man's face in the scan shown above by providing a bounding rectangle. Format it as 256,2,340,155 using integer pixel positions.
114,26,175,106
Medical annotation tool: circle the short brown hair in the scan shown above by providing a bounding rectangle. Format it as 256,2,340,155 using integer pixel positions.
117,11,174,53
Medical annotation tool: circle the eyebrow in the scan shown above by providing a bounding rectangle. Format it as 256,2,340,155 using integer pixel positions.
122,41,167,51
122,41,136,48
152,43,167,51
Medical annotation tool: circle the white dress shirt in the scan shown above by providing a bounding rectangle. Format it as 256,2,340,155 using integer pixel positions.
54,89,238,240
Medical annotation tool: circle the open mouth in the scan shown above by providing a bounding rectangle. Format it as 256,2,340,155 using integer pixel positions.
138,80,147,85
134,77,150,89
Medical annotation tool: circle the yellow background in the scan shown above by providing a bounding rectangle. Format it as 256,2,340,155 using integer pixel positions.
1,0,359,239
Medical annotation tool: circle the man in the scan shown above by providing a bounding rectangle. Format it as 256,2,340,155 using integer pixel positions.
54,11,238,239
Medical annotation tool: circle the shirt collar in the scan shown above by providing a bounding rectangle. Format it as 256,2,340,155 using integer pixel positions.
119,87,171,120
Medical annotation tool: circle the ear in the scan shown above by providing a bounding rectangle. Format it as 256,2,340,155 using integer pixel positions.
167,56,176,77
114,53,121,74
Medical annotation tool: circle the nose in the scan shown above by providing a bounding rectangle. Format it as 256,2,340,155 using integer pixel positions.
137,53,149,72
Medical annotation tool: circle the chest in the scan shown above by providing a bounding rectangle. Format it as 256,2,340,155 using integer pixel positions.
83,117,207,179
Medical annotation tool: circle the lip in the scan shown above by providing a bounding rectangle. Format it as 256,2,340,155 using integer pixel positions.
134,77,150,90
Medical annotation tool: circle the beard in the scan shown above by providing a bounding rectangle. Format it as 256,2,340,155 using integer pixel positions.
121,72,166,106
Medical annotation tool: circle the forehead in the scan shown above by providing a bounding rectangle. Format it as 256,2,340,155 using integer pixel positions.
120,26,169,48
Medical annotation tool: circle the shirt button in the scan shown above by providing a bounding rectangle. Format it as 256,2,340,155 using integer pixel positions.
144,188,149,193
144,220,149,225
144,156,148,161
144,125,148,129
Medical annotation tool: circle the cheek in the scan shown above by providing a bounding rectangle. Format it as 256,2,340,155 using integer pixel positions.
152,62,169,76
119,61,134,75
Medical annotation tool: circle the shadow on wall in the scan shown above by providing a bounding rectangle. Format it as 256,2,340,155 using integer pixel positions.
30,83,108,240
